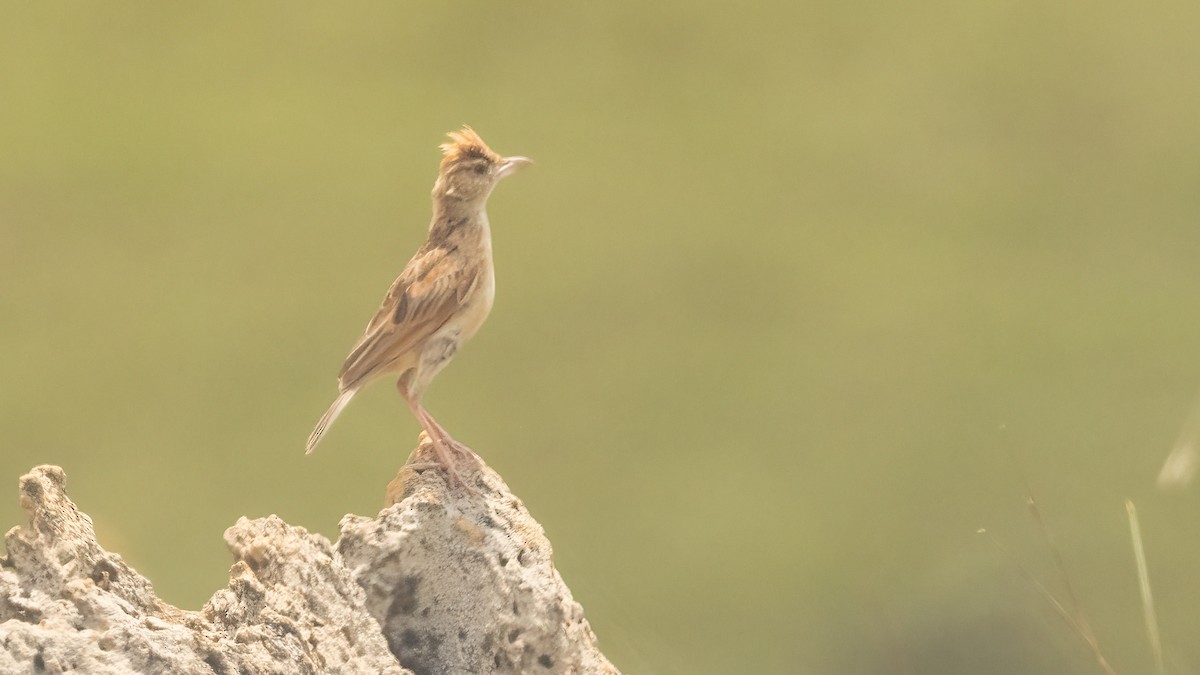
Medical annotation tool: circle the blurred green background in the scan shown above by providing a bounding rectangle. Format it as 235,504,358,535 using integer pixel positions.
3,2,1200,673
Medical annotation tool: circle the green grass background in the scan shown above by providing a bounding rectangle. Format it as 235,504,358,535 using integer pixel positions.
3,3,1200,673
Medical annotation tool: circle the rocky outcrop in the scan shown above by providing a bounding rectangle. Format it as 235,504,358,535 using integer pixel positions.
0,438,618,675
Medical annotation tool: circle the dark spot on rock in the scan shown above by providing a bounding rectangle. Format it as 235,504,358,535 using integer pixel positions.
204,652,228,675
402,629,421,648
33,652,45,672
458,629,467,642
22,481,42,501
91,558,120,589
508,628,521,643
498,554,508,567
421,606,430,617
480,515,497,528
539,654,554,668
387,576,421,619
386,629,426,673
415,502,446,516
517,549,527,565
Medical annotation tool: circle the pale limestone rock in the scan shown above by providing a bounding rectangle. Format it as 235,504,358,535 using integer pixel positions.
0,440,618,675
343,439,619,675
0,466,406,675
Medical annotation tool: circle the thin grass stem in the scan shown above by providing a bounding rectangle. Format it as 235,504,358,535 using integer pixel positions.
1126,500,1164,675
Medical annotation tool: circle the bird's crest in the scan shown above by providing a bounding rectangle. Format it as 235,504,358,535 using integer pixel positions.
439,126,501,168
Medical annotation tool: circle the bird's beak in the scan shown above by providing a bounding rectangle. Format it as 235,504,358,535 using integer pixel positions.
496,156,533,179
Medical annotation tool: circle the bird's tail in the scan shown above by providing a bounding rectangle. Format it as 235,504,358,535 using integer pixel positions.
306,389,357,455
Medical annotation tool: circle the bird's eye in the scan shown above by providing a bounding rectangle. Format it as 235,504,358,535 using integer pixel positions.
473,164,489,175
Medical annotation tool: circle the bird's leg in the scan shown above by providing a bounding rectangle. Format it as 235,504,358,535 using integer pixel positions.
413,402,468,487
416,405,474,456
397,380,466,487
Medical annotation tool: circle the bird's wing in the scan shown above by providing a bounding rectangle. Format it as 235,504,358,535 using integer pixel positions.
337,244,481,390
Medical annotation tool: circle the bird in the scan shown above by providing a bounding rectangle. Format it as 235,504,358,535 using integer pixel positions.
305,126,531,484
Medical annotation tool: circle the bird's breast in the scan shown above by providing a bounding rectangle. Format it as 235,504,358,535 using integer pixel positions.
453,261,494,341
438,216,495,343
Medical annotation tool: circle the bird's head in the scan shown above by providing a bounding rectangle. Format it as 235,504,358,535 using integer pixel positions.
432,126,531,203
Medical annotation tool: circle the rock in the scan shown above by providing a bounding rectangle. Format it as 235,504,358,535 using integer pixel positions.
0,438,618,675
343,440,619,675
201,515,409,674
0,465,408,675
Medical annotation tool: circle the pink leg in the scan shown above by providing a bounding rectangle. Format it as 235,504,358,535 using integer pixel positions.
417,406,471,455
397,380,466,488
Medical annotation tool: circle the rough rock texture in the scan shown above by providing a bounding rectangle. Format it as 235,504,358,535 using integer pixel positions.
0,439,618,675
0,465,408,675
344,442,618,675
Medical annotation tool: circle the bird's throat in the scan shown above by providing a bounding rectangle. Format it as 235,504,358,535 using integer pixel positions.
428,202,491,248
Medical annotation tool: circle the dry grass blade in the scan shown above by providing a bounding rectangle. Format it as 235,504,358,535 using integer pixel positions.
978,530,1118,675
1158,388,1200,489
994,427,1118,675
1002,436,1094,637
1126,500,1165,675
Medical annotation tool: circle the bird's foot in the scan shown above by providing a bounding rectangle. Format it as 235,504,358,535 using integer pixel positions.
444,437,480,460
415,431,478,494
